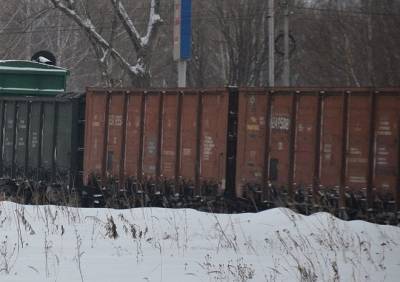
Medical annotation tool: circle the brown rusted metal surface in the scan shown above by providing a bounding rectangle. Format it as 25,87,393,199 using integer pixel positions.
160,92,178,179
142,92,161,178
106,92,124,179
312,92,323,205
199,90,228,189
225,87,239,199
287,91,298,202
339,91,349,209
101,92,111,180
137,92,147,181
156,91,164,180
320,94,343,188
397,117,400,211
263,91,273,201
83,90,108,183
236,89,268,196
294,93,317,187
174,92,183,187
83,87,400,207
367,91,377,209
195,91,203,193
180,93,198,184
124,93,143,179
347,92,370,191
269,93,292,189
373,91,400,208
119,92,129,187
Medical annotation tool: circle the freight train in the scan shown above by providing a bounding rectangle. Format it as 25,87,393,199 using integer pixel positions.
0,61,399,224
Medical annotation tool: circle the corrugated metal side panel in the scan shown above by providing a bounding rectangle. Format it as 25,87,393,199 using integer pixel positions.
3,101,16,177
15,102,28,176
69,97,82,187
374,95,399,196
41,103,55,171
161,93,178,178
124,94,142,179
347,94,370,189
269,94,292,186
28,102,42,174
56,102,72,173
83,91,107,183
83,91,93,183
179,94,197,180
106,93,124,177
142,93,160,177
294,94,317,186
0,101,4,174
82,87,399,201
236,90,267,194
320,95,342,187
200,91,228,183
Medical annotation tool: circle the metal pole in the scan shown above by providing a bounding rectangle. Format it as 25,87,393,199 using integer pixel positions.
178,60,187,87
283,0,290,86
268,0,275,87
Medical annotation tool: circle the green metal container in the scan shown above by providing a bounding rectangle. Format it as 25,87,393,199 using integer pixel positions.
0,60,68,96
0,93,84,186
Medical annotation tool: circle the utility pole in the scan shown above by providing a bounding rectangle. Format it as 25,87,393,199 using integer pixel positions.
173,0,192,87
283,0,290,86
366,0,374,85
268,0,275,87
177,61,187,87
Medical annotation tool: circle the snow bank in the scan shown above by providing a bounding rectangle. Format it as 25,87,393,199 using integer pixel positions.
0,201,399,281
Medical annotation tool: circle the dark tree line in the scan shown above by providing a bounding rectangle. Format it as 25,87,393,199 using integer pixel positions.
0,0,399,90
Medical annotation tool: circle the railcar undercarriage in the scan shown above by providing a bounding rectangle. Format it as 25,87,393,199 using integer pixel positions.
1,177,398,226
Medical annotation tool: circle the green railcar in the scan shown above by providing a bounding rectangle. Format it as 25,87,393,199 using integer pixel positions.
0,93,84,186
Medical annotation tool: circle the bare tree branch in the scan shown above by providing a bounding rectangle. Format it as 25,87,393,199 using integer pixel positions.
50,0,162,86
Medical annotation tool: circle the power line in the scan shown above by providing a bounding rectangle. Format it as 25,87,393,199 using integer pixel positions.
293,5,400,17
0,4,399,36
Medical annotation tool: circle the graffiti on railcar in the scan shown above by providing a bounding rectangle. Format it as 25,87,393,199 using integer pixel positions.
271,115,290,130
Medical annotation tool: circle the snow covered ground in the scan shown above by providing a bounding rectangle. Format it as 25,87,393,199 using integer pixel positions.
0,201,399,282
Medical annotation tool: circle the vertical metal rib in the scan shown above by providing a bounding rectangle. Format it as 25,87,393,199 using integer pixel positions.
312,91,323,206
397,117,400,212
0,101,5,175
175,91,183,188
51,102,59,182
225,87,239,199
339,91,350,211
24,101,31,176
137,92,146,182
38,102,44,179
263,90,273,201
11,102,17,178
195,91,203,194
288,91,298,202
156,91,164,182
101,91,111,181
119,92,129,188
367,91,377,211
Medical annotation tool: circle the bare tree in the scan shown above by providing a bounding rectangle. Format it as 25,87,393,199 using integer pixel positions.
209,0,270,86
50,0,162,87
290,0,400,87
186,1,224,87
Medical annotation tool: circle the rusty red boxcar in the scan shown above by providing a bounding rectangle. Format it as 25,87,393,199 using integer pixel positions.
83,87,400,212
